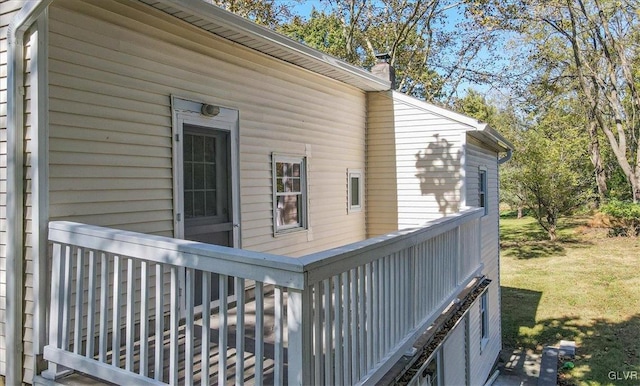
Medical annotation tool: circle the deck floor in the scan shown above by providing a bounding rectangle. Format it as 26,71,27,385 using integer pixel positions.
55,293,289,385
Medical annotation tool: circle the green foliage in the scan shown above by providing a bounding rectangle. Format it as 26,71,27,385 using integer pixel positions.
276,0,501,104
467,0,640,201
206,0,299,28
600,200,640,236
454,89,498,124
278,11,350,60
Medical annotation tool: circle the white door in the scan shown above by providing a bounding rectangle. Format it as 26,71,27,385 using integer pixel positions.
182,126,232,246
172,99,240,307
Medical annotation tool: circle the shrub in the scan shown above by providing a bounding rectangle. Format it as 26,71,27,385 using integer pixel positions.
599,200,640,236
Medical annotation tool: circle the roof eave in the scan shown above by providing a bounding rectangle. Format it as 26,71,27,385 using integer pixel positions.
473,122,514,152
140,0,391,91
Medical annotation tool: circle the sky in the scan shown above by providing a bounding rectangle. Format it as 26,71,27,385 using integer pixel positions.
287,0,512,99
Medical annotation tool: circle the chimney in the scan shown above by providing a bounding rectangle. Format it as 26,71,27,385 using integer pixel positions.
371,53,395,89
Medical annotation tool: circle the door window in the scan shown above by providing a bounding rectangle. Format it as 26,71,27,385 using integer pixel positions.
184,133,218,219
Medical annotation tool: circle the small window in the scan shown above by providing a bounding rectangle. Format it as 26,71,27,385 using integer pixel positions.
273,154,307,234
479,169,488,215
348,169,363,212
480,292,489,350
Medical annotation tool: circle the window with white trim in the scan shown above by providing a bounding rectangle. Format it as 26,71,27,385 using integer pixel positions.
479,168,488,215
480,292,489,350
348,169,363,212
273,154,307,234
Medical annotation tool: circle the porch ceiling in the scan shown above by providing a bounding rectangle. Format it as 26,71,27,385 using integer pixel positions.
137,0,391,92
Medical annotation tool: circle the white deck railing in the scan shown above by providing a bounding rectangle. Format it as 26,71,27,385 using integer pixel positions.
43,207,482,385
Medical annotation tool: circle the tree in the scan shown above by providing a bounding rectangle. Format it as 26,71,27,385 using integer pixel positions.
467,0,640,202
204,0,299,28
279,0,503,104
456,90,592,239
510,99,593,240
455,91,529,217
278,10,352,60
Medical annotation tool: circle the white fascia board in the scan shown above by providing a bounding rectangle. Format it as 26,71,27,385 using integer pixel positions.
145,0,391,91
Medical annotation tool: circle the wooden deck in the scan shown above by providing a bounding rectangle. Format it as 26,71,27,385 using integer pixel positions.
44,208,484,385
56,296,288,385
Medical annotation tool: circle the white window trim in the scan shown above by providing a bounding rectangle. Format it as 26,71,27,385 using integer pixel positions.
347,169,363,213
479,167,488,216
272,153,308,235
480,292,489,351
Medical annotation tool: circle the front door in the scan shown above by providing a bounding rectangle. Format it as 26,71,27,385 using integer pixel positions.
173,100,240,310
182,125,234,306
182,126,232,246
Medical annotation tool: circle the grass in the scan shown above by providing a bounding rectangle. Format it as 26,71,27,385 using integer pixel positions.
500,215,640,385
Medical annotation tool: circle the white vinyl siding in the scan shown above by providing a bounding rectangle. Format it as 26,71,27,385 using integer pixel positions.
48,0,367,257
1,1,39,380
443,319,467,386
0,1,20,374
366,93,399,236
366,91,471,236
37,1,371,383
468,283,501,384
465,137,500,280
465,137,502,383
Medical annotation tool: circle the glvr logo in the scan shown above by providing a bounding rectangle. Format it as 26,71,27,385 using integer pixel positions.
608,371,639,380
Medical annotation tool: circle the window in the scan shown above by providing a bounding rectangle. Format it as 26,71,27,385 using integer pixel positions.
479,169,487,215
480,292,489,350
273,154,307,234
348,169,363,212
183,131,221,219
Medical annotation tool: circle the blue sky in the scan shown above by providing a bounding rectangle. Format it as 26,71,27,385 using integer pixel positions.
287,0,511,99
291,0,328,16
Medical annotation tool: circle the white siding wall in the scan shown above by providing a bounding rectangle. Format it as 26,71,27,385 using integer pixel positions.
443,318,467,386
467,284,501,384
367,91,471,236
48,0,368,256
366,92,398,236
1,1,38,380
465,136,502,384
0,2,21,377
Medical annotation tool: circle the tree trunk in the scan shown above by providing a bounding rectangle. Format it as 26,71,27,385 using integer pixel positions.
546,212,557,241
587,119,607,205
517,206,523,219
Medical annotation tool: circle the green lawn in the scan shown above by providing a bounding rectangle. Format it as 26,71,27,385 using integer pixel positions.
500,215,640,385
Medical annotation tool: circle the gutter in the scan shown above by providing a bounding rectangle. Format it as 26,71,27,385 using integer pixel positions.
476,123,513,165
7,1,53,384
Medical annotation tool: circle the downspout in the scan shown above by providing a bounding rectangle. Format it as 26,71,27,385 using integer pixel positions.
477,123,513,165
498,149,512,165
7,1,52,384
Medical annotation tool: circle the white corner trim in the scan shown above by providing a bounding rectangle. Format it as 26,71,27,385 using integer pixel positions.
7,1,54,384
32,9,50,358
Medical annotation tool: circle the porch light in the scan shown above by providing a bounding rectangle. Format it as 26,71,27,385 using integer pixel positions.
201,104,220,117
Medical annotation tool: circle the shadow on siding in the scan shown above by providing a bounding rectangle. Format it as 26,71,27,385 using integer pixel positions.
415,134,462,216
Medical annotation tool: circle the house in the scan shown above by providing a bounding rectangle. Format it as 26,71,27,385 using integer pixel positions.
1,0,512,385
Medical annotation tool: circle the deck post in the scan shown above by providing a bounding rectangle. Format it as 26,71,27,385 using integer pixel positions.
287,287,313,385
